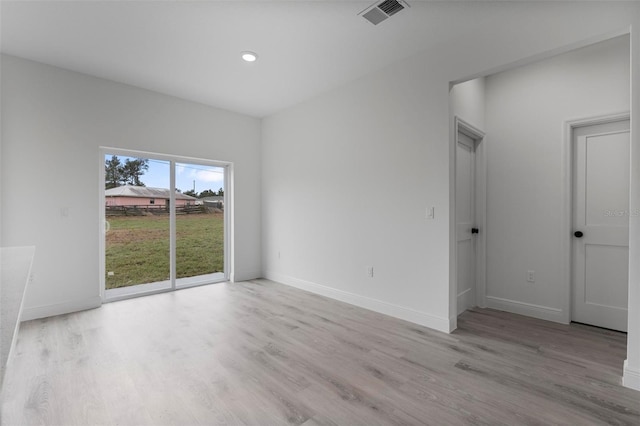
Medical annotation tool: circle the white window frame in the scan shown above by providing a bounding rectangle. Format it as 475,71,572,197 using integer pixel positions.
99,147,232,302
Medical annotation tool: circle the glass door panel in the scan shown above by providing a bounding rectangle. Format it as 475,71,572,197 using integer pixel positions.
104,155,171,297
175,162,225,287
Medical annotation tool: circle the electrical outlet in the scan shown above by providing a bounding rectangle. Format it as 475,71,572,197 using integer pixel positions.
527,270,535,283
367,266,374,277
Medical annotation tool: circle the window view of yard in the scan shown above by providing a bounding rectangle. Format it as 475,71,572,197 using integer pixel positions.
104,154,225,291
105,213,224,289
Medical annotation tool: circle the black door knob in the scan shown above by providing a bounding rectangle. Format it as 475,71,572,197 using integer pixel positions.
471,228,479,234
574,231,584,238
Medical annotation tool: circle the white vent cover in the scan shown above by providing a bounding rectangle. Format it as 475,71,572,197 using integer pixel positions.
360,0,409,25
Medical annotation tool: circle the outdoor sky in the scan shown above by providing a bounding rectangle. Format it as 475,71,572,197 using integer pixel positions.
108,155,224,194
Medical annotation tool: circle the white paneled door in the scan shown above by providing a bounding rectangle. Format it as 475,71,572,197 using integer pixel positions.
572,119,630,332
457,131,476,315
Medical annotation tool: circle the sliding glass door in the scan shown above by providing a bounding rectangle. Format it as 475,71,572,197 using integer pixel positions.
175,162,226,287
102,149,228,301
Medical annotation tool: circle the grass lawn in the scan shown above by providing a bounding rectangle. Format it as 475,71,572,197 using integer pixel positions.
105,212,224,289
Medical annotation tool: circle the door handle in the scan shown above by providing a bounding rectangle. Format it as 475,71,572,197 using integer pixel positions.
471,228,479,234
574,231,584,238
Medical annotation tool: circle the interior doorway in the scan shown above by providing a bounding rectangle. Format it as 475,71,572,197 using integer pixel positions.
455,118,486,316
571,116,630,332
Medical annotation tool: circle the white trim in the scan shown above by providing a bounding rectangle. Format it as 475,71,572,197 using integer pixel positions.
457,119,486,140
103,282,172,304
623,360,640,391
21,296,102,322
170,160,177,290
176,272,226,288
485,295,566,323
232,269,262,282
99,147,232,168
562,112,631,324
224,164,232,281
451,116,487,331
103,276,227,304
265,271,451,333
98,149,107,302
3,246,35,387
457,287,474,316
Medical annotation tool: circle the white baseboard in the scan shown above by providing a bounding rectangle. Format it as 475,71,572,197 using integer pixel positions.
21,296,102,321
486,295,566,323
457,288,474,315
623,360,640,391
231,269,262,283
264,271,451,333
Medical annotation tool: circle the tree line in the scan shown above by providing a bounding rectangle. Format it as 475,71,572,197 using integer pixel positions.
182,188,224,198
105,155,149,189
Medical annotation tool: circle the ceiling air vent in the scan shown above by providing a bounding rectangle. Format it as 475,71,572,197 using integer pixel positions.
360,0,409,25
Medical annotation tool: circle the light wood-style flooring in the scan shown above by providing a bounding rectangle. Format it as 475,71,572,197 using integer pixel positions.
1,279,638,425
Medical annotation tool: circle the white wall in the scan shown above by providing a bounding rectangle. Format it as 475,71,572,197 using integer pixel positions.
261,2,640,389
0,55,262,320
262,50,455,331
450,78,485,131
626,27,640,391
484,36,630,322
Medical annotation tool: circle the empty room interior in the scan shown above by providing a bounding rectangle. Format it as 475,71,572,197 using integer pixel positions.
1,1,639,425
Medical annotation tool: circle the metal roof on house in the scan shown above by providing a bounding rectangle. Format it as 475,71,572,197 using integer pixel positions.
201,196,224,202
105,185,197,201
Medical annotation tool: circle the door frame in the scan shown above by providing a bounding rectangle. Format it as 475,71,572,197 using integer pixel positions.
98,146,233,302
451,117,487,328
562,111,630,324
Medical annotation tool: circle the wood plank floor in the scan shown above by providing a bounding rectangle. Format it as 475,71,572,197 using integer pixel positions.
1,279,638,425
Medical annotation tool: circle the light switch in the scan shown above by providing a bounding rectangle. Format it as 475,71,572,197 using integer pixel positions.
427,207,435,220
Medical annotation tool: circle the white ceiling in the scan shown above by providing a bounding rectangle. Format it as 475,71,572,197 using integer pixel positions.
0,1,559,117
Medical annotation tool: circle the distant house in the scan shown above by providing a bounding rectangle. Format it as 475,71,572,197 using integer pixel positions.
200,195,224,209
105,185,197,208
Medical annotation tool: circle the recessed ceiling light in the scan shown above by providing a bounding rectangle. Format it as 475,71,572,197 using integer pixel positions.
241,51,258,62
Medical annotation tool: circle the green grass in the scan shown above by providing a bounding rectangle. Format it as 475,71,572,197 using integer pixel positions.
105,213,224,289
